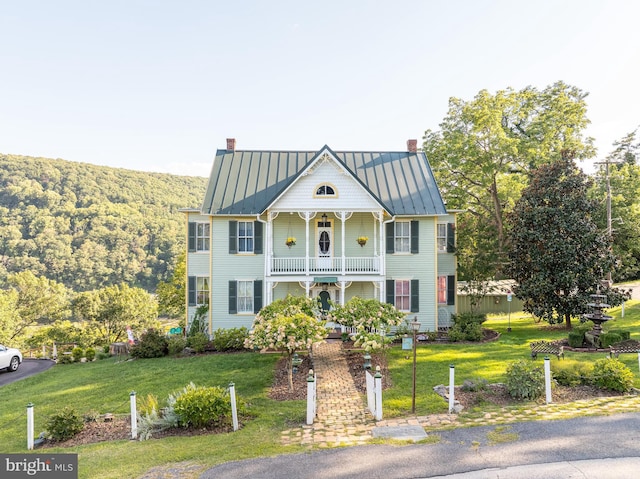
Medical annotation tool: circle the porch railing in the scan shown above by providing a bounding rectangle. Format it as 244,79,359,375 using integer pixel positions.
270,256,381,275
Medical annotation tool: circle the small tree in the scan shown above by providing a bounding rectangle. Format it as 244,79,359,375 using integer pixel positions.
244,295,327,391
329,297,405,352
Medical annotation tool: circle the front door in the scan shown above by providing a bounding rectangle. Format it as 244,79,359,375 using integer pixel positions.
317,216,333,270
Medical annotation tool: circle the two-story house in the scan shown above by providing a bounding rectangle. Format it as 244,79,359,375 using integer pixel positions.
182,138,456,334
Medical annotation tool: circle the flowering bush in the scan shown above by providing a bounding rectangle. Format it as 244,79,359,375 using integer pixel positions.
245,295,328,390
328,297,405,352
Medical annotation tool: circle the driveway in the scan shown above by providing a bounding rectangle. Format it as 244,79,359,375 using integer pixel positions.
0,358,55,387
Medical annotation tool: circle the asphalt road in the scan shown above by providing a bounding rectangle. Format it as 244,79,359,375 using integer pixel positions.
0,358,55,387
201,413,640,479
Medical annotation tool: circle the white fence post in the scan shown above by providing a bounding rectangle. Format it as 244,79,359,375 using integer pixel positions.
130,391,137,439
229,382,239,431
448,365,455,413
544,357,552,404
374,366,383,421
27,403,34,450
306,369,316,425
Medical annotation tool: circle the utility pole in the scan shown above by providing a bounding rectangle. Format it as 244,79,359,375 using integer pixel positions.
594,158,620,286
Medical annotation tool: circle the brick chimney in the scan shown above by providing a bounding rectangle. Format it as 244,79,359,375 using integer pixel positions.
407,139,417,153
226,138,236,151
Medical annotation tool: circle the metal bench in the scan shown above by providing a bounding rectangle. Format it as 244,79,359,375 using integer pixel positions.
530,340,564,360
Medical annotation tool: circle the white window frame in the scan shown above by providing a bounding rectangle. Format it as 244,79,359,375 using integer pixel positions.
196,277,209,306
238,221,254,253
395,279,410,312
237,280,254,314
394,221,410,253
437,224,447,253
196,223,210,252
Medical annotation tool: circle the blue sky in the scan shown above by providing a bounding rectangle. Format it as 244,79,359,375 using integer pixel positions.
1,1,638,177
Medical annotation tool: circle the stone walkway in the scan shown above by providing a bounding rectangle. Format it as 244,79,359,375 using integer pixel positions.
280,341,640,448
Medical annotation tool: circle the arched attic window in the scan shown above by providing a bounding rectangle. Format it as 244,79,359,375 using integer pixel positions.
314,183,337,197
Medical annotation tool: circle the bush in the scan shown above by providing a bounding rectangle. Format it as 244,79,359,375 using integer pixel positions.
599,332,623,349
461,378,488,392
167,336,187,356
57,353,74,364
448,312,486,342
71,346,84,362
212,327,248,352
95,351,110,360
552,360,593,386
172,383,232,428
505,360,545,400
137,394,160,417
568,330,585,348
130,329,168,358
45,406,84,441
84,347,96,361
186,332,209,353
592,358,634,392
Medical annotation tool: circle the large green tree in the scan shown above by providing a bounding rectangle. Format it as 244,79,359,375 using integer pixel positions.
0,271,70,342
73,283,159,345
423,82,596,284
505,158,617,328
156,251,186,319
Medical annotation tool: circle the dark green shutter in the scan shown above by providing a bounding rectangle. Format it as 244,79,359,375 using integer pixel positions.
386,279,395,305
254,221,263,255
410,279,419,312
446,223,455,253
188,276,196,306
410,220,419,254
188,223,196,252
447,275,456,305
386,223,394,253
253,280,263,313
228,281,237,314
229,221,237,254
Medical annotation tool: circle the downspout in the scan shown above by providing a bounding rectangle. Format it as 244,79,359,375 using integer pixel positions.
381,214,395,302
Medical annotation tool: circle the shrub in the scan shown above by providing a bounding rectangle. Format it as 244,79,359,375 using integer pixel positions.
71,347,84,362
186,332,209,353
172,383,232,428
44,406,84,441
84,347,96,361
57,353,74,364
599,332,623,349
448,312,486,342
167,336,187,356
592,358,634,392
137,394,160,417
505,360,544,400
568,330,585,348
212,327,248,352
552,360,593,386
95,351,110,360
130,329,168,358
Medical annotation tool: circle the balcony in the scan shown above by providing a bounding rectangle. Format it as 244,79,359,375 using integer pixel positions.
270,256,381,275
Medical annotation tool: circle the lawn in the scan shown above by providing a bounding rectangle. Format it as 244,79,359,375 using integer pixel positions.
2,300,639,479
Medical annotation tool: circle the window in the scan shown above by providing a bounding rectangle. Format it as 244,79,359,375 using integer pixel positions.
437,276,447,304
237,281,253,313
229,220,263,254
395,222,410,253
437,224,447,253
315,184,336,196
395,280,410,311
188,222,210,252
238,221,254,253
188,276,209,306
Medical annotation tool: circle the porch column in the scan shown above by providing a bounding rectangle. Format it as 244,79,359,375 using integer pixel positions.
335,212,352,276
339,281,346,306
305,213,310,275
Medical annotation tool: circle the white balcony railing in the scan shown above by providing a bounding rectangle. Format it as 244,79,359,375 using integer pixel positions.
270,256,381,275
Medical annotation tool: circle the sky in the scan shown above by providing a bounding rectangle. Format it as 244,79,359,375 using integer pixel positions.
1,0,638,178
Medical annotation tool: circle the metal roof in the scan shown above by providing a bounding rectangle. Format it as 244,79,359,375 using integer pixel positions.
201,146,447,216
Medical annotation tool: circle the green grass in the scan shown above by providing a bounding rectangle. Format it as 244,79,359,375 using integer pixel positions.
3,301,640,478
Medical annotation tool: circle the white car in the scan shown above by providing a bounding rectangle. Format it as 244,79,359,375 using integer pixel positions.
0,344,22,372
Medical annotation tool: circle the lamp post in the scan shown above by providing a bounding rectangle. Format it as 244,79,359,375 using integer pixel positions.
411,317,421,414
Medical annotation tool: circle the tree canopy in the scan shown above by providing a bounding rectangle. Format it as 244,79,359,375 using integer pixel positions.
424,82,595,283
505,157,618,328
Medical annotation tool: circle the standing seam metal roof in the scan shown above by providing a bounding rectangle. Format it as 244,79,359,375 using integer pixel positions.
200,147,447,216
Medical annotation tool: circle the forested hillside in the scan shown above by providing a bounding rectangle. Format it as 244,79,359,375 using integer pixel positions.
0,154,207,292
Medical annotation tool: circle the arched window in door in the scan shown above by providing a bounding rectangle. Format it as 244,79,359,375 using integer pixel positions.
319,231,330,255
